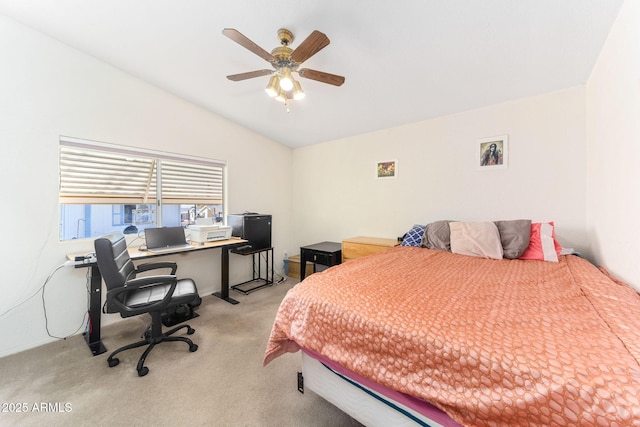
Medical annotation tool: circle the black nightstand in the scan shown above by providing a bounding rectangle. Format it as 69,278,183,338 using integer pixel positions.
299,241,342,281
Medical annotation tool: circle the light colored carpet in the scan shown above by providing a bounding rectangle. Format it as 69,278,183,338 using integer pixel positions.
0,279,363,427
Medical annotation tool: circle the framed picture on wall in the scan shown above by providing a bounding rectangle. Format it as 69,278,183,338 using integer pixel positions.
376,159,398,179
477,135,508,170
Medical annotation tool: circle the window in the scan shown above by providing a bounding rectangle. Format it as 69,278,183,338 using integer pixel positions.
59,137,225,240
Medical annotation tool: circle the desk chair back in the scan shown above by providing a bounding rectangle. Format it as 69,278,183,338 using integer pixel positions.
94,232,136,309
95,232,135,286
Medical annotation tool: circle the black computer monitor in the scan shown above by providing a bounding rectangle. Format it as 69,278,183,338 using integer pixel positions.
145,226,187,249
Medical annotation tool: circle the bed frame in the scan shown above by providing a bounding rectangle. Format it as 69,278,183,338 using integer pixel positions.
301,352,460,427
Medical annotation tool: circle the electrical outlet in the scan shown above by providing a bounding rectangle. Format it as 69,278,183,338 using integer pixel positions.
297,371,304,393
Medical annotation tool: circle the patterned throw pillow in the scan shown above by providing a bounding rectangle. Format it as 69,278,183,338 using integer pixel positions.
401,224,426,247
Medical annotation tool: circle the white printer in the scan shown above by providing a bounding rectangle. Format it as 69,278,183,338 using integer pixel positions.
188,221,232,244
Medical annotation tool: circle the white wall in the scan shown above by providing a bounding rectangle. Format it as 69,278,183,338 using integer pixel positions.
586,0,640,291
292,87,587,255
0,15,293,357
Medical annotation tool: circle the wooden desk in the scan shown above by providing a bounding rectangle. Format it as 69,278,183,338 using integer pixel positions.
69,238,246,356
130,238,248,304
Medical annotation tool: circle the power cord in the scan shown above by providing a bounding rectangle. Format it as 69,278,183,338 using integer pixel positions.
42,265,90,340
0,265,65,320
0,261,90,340
126,229,147,251
256,251,287,285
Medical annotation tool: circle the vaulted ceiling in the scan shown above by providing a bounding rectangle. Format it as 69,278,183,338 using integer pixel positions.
0,0,623,147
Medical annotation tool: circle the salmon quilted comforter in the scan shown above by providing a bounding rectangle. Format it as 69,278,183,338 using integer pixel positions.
264,246,640,427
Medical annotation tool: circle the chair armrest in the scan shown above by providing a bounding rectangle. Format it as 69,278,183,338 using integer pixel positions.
107,275,178,316
135,261,177,275
125,274,176,289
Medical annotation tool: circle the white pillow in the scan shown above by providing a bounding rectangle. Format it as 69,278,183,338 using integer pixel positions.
449,222,504,260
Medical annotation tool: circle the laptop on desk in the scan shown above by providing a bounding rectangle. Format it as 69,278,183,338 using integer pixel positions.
145,226,194,253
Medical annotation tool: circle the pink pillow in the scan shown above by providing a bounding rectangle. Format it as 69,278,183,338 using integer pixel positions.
519,222,562,262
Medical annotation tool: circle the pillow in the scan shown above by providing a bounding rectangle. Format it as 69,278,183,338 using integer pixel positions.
519,222,563,262
494,219,532,259
421,220,453,251
401,224,426,247
449,221,504,259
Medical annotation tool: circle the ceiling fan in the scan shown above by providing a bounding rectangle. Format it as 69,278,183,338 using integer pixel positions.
222,28,345,107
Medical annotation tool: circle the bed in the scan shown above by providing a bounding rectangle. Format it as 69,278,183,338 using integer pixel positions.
264,221,640,426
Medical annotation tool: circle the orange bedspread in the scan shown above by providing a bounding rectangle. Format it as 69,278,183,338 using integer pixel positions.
264,246,640,426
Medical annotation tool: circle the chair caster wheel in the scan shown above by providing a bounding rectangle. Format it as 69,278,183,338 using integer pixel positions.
108,358,119,368
187,327,195,335
138,366,149,377
189,344,198,352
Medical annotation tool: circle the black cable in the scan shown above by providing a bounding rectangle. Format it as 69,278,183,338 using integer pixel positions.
125,229,146,250
41,264,90,340
259,251,287,284
0,264,66,319
0,261,89,339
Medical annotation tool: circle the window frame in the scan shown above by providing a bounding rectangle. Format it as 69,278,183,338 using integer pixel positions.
58,136,227,240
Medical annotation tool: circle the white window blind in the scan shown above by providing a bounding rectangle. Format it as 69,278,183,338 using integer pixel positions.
59,137,225,205
160,159,224,205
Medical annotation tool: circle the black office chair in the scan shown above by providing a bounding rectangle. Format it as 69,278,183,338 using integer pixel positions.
94,232,200,376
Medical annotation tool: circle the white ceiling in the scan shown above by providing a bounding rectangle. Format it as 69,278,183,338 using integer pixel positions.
0,0,623,148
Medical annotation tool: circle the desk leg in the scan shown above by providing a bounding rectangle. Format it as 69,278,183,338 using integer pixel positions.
84,265,107,356
213,246,240,305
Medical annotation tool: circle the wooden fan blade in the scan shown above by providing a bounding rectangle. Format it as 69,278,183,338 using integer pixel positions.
222,28,274,62
226,69,273,81
298,68,345,86
290,30,330,64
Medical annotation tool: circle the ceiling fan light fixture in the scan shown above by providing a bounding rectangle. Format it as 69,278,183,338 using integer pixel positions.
292,80,305,100
265,75,279,97
224,27,345,109
274,87,287,103
279,67,294,91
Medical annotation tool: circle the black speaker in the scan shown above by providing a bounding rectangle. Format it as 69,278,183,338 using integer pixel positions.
227,213,272,251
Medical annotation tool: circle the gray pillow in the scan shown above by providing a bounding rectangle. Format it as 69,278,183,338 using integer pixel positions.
421,220,453,251
494,220,532,259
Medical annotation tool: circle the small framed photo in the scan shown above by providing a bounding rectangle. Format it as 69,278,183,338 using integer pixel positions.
376,159,398,179
477,135,508,170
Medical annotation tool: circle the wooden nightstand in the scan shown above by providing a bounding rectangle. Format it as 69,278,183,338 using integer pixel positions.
342,236,399,262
